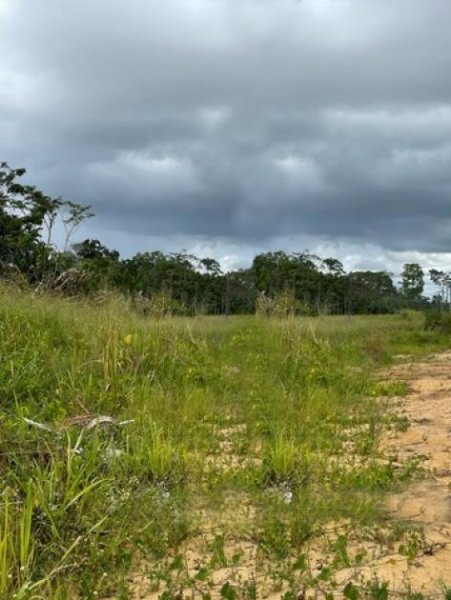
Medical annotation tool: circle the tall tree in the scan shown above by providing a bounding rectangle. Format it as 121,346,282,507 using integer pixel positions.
0,162,94,281
0,163,59,278
429,269,451,311
401,263,424,304
345,271,398,314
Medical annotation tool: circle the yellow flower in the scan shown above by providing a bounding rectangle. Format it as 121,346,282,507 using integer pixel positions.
124,334,133,346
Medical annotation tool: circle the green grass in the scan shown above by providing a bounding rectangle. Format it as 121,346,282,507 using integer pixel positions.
0,285,449,597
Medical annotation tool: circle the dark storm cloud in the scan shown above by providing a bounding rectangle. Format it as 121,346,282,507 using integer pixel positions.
2,0,451,260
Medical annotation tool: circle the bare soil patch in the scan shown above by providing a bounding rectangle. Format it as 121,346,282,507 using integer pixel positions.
122,351,451,598
370,352,451,594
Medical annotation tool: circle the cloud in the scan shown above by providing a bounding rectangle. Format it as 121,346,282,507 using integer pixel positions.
1,0,451,271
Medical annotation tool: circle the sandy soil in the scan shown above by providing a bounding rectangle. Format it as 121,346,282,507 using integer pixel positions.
365,351,451,595
323,351,451,597
121,352,451,599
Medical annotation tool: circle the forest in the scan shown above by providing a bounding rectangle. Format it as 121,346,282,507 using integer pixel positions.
1,162,449,315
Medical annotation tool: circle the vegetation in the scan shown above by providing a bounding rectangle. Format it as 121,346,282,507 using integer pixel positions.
2,162,449,317
3,162,451,596
0,284,450,598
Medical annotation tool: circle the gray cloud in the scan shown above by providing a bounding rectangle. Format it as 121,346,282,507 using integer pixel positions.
2,0,451,269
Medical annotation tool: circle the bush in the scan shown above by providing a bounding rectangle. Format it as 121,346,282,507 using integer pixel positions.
424,311,451,333
255,290,313,317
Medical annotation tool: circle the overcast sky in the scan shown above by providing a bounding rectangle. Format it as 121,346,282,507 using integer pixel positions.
2,0,451,278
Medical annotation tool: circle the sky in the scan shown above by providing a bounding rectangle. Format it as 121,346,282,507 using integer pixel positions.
1,0,451,282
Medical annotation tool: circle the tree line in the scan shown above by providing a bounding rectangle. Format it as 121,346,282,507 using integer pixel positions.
1,162,448,316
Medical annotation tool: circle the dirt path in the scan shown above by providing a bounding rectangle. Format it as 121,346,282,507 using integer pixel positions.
332,351,451,596
123,352,451,599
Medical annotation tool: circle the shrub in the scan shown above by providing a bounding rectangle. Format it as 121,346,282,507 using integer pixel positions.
424,311,451,333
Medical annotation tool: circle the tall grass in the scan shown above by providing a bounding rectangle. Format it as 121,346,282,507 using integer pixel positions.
0,284,447,596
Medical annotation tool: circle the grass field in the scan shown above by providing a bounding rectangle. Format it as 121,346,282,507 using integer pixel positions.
0,286,449,599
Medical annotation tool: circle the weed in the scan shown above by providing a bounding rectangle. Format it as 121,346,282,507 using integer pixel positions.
0,287,447,596
209,534,228,568
263,433,312,486
424,311,451,334
443,587,451,600
343,581,360,600
220,581,237,599
398,529,426,564
367,580,389,600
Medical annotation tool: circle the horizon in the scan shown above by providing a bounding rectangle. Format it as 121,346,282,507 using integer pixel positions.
2,0,451,281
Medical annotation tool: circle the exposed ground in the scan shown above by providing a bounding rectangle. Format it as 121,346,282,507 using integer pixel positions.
292,350,451,599
4,291,451,599
373,352,451,595
126,351,451,599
